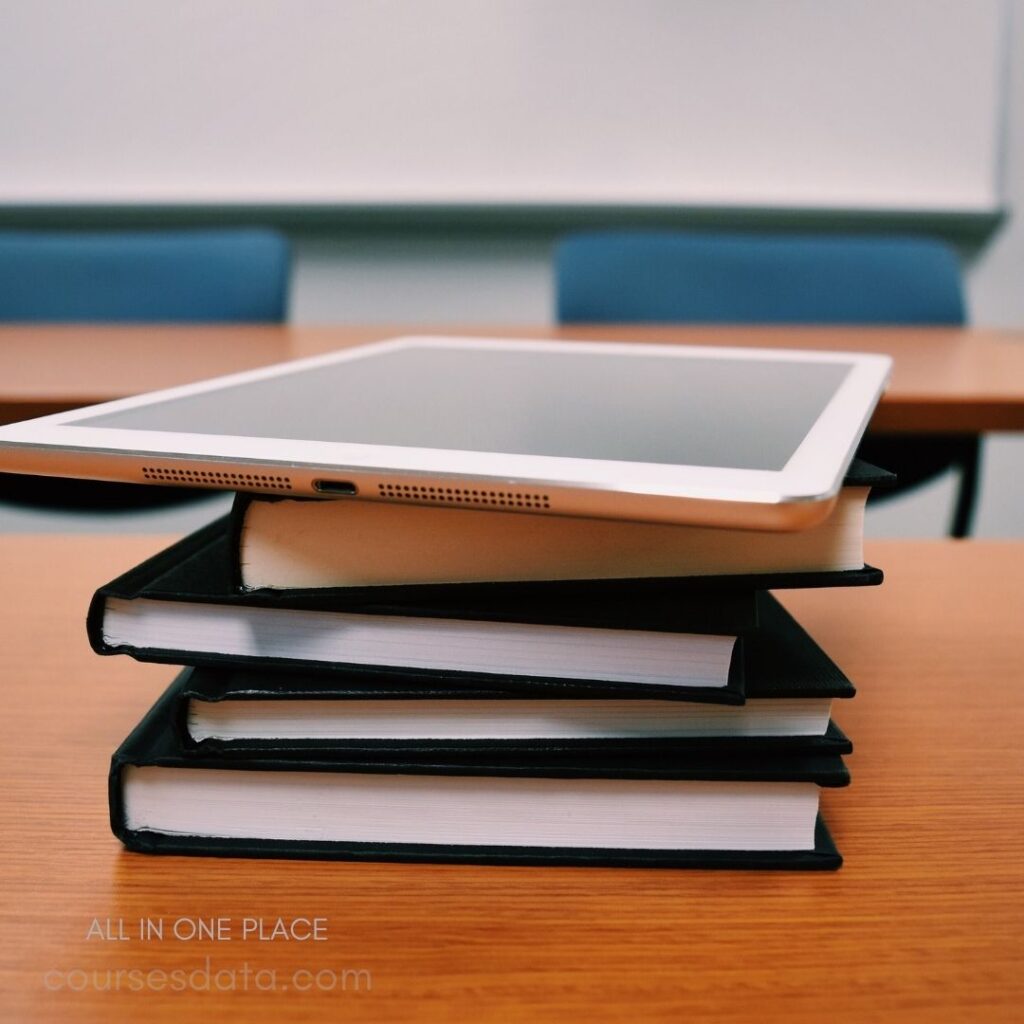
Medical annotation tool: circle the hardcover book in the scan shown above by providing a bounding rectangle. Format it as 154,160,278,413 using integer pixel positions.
233,459,894,591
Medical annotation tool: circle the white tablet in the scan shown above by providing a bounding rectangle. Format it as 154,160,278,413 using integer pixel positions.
0,336,890,529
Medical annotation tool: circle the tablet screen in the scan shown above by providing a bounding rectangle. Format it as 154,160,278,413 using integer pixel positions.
69,346,851,471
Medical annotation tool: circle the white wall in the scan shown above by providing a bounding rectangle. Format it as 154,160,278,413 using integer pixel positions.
0,0,1005,209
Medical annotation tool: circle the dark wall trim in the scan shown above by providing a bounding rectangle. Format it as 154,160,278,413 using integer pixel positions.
0,203,1007,245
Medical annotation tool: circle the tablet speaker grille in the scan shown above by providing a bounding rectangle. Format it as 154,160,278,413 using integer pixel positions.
141,466,293,490
377,482,550,510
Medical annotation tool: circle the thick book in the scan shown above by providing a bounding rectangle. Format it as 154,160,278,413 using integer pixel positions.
233,459,894,591
110,680,848,869
87,518,879,702
181,593,854,754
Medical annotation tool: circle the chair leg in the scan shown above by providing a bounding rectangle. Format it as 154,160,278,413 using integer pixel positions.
950,436,982,539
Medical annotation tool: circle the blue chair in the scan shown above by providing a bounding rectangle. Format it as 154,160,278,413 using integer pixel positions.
0,228,289,322
0,228,291,509
555,230,979,537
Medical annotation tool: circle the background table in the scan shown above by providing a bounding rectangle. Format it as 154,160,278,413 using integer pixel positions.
2,324,1024,432
0,535,1021,1022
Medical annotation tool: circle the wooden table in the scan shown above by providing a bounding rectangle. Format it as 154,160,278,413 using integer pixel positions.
1,324,1024,433
0,536,1021,1023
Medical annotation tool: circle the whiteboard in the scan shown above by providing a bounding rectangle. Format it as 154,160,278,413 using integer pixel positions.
0,0,1007,210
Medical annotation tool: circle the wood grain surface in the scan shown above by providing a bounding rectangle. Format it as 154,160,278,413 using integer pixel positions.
0,535,1022,1023
2,323,1024,432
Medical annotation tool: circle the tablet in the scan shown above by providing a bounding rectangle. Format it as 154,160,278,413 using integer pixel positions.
0,336,890,529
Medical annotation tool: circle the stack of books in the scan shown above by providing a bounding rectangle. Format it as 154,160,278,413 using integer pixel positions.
97,459,891,869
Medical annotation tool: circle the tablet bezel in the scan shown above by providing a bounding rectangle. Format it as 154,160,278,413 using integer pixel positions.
0,336,891,529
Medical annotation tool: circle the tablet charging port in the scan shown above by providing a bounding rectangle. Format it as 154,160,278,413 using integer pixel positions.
313,480,359,495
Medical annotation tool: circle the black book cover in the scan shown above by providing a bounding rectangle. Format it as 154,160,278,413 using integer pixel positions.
87,517,754,703
110,680,846,869
228,458,893,601
179,593,853,756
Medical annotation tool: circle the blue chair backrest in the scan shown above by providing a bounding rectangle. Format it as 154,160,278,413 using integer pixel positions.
0,229,290,322
556,231,965,325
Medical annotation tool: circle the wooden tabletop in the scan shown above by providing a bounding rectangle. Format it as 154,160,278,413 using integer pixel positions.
0,535,1021,1023
1,324,1023,432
